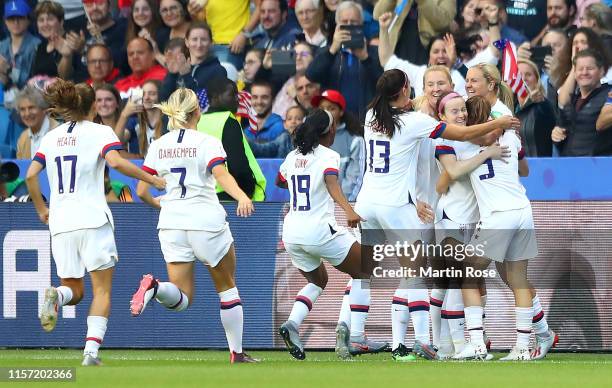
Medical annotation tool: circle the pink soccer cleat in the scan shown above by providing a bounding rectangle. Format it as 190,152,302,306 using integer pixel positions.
130,274,158,316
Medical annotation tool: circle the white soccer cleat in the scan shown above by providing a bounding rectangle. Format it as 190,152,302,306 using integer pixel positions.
500,346,532,361
531,330,559,360
82,354,102,366
452,342,489,361
40,287,59,332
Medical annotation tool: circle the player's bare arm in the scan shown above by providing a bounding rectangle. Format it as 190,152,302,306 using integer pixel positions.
324,174,363,228
212,164,254,217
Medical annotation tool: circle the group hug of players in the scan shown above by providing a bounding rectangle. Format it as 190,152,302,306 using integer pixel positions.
27,64,556,365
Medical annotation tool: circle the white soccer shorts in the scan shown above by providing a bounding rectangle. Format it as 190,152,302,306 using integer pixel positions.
158,223,234,268
51,222,118,279
355,202,427,246
468,206,538,262
435,218,477,245
284,228,357,273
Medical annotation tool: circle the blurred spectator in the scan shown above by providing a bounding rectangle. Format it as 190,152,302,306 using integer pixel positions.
574,0,600,26
15,86,58,159
198,77,267,201
532,0,577,45
306,1,383,119
596,91,612,131
55,0,87,34
249,104,305,158
189,0,261,71
239,48,264,90
380,11,483,97
94,83,122,129
505,0,548,41
161,22,227,100
254,0,301,50
580,3,612,49
83,0,128,73
85,43,120,86
246,80,285,142
452,0,480,33
272,42,314,118
312,89,364,200
0,0,41,90
105,165,134,202
115,37,168,99
295,0,327,47
322,0,339,43
156,0,192,52
116,79,167,158
374,0,456,66
126,0,165,66
31,1,83,80
553,49,611,155
294,73,320,112
0,87,22,158
479,0,527,45
556,27,611,109
516,58,555,156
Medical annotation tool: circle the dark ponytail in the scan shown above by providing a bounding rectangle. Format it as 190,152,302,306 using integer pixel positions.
293,108,333,155
367,69,410,138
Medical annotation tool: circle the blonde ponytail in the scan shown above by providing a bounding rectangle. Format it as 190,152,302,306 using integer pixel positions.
154,88,199,130
497,81,515,112
475,63,515,112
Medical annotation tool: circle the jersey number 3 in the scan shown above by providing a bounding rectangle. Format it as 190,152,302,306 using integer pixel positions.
368,140,390,173
291,175,311,211
479,159,495,180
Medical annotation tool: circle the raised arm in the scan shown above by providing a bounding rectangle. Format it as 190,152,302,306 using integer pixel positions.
377,12,394,67
441,116,520,141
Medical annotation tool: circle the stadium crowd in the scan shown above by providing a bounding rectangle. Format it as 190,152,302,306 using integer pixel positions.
1,0,612,201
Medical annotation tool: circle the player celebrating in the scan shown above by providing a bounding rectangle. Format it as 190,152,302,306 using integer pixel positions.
26,79,166,366
434,92,510,359
131,88,257,364
355,69,520,361
277,109,387,360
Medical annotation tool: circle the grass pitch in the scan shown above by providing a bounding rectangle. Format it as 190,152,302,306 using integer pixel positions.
1,349,610,388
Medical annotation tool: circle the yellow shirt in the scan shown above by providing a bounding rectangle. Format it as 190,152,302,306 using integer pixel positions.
204,0,250,45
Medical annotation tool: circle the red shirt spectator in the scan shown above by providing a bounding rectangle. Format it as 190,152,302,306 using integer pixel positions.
114,37,168,99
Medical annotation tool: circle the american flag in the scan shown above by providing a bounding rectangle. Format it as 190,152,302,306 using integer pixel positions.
493,39,529,99
196,88,209,112
237,90,258,132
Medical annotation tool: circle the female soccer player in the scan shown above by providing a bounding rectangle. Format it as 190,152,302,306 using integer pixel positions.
433,92,510,359
438,95,554,361
355,69,519,361
131,88,257,364
26,79,166,366
277,109,387,361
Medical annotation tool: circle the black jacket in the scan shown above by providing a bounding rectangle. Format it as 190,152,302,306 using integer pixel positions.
306,45,382,120
557,84,611,156
516,98,555,157
161,56,227,100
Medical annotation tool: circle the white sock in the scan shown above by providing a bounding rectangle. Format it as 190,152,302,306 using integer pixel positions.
391,281,410,350
84,316,107,358
465,306,484,346
56,286,73,307
337,280,352,326
219,287,244,353
407,282,430,344
288,283,323,328
445,288,466,353
516,306,533,349
532,295,550,337
439,292,452,353
155,282,189,311
349,279,370,338
430,288,445,348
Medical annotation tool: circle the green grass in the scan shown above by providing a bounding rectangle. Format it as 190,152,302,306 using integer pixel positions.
1,349,610,388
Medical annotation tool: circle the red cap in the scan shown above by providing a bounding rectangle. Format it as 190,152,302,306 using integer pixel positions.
311,90,346,111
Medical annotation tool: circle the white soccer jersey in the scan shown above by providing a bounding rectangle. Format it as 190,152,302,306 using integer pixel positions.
356,110,446,207
457,131,529,218
279,145,341,245
416,137,441,214
491,99,513,118
434,140,480,224
142,128,228,231
33,121,122,236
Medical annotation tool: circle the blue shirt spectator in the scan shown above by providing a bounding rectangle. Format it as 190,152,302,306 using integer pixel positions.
253,0,300,50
